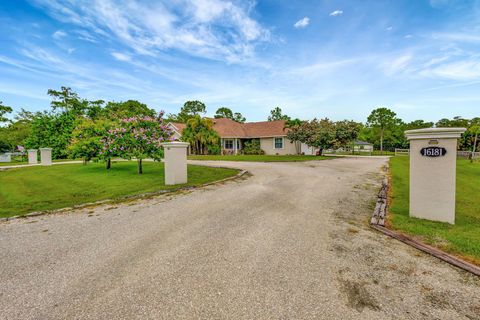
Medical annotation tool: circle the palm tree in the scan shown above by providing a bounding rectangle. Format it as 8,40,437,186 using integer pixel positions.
182,116,219,155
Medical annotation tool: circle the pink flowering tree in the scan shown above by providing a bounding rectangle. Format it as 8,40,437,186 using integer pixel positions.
100,112,174,173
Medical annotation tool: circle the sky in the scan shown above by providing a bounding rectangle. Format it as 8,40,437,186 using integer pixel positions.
0,0,480,123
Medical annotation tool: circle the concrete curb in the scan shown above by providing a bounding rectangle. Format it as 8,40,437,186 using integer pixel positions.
0,169,248,222
370,164,480,277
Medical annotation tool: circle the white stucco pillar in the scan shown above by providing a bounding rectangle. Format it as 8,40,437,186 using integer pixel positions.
27,149,38,164
161,142,189,185
39,148,52,166
405,127,466,224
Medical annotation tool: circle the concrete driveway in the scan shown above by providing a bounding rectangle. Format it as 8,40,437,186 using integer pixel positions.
0,158,479,319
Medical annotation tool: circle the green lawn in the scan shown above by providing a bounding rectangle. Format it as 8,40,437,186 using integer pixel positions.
0,159,81,166
0,162,28,166
389,156,480,264
188,154,328,162
0,161,239,218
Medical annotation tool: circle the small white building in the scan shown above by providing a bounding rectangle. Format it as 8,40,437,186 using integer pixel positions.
353,140,374,153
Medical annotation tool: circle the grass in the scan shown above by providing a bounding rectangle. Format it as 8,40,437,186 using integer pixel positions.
0,161,239,218
188,154,328,162
0,159,81,166
0,162,28,166
389,156,480,264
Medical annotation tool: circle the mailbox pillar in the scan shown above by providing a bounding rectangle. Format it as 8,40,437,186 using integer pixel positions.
27,149,38,164
160,142,189,185
40,148,52,166
405,128,466,224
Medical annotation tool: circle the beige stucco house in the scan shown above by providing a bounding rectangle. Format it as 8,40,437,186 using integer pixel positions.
168,118,301,155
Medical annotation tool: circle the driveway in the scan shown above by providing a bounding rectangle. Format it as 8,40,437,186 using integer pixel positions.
0,158,479,319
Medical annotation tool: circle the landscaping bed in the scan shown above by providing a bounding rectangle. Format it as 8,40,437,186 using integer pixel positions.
188,155,328,162
0,161,239,218
389,156,480,265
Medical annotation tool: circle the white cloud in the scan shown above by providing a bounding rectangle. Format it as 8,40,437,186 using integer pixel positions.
75,30,98,43
423,56,450,68
32,0,270,63
329,10,343,17
383,54,413,75
11,45,160,94
386,26,393,31
290,58,362,76
421,59,480,81
404,34,413,39
294,17,310,29
52,30,67,39
67,48,76,54
111,52,131,62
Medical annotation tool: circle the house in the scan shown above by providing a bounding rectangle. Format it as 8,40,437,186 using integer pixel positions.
168,118,302,155
353,140,374,152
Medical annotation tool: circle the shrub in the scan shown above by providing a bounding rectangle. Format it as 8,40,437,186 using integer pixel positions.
242,139,265,155
207,143,221,155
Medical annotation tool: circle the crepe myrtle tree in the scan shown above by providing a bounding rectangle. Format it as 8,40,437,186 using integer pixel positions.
334,120,362,152
287,118,336,155
100,112,174,173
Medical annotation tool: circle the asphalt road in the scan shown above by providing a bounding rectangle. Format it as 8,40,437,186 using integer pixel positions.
1,158,479,320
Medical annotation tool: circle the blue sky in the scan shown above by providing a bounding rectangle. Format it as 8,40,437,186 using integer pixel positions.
0,0,479,122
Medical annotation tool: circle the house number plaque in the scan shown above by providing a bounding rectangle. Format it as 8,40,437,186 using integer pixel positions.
420,147,447,157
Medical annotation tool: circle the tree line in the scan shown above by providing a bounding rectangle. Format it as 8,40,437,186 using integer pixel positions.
0,87,172,173
287,107,479,154
1,88,479,161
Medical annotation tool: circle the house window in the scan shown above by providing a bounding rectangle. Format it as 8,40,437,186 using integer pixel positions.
236,139,241,150
274,137,284,149
224,139,234,149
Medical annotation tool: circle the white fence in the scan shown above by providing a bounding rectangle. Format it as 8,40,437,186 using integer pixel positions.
0,153,11,162
395,149,479,159
0,152,26,163
323,148,373,155
394,148,409,156
457,151,480,159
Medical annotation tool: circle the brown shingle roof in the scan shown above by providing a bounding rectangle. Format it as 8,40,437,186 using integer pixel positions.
169,122,186,133
242,120,288,138
210,118,247,137
170,118,288,138
212,118,289,138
